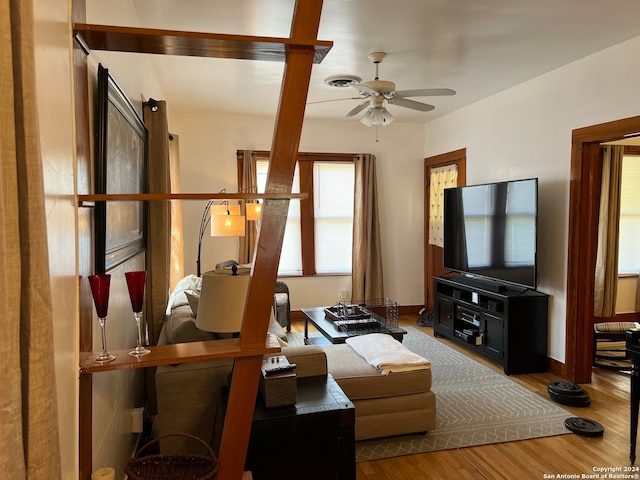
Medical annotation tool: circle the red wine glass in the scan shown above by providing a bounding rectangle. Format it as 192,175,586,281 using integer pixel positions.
125,271,151,357
88,274,116,363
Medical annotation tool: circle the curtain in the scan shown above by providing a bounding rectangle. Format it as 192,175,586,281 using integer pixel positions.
428,164,458,247
238,150,258,264
169,134,184,291
594,145,623,318
143,100,171,346
352,154,384,302
0,0,62,477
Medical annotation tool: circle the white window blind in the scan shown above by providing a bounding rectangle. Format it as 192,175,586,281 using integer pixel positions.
618,156,640,274
256,161,302,275
314,162,354,274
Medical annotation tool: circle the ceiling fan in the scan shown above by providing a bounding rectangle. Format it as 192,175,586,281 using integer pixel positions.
317,52,456,126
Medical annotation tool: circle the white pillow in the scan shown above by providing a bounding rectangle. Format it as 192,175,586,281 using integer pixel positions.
166,275,202,313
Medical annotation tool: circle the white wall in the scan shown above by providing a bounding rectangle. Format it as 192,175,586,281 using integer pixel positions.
170,111,426,308
34,0,169,477
422,35,640,363
34,1,78,477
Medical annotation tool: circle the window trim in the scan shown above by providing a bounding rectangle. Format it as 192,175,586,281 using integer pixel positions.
237,150,357,276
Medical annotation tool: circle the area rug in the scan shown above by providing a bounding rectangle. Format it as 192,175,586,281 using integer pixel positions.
287,326,572,462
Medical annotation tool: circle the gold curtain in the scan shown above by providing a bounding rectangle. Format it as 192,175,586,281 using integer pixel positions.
594,145,623,317
238,150,258,264
143,100,171,346
352,154,384,302
428,165,458,247
169,134,184,291
0,0,62,476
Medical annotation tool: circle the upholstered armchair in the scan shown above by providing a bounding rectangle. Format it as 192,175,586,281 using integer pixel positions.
274,281,291,332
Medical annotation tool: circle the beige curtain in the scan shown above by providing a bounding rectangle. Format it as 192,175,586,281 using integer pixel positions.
428,164,458,247
169,134,184,291
0,0,62,477
143,100,171,346
238,150,258,264
594,145,623,317
352,154,384,301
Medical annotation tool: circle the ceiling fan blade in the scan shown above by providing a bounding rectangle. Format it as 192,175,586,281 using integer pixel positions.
394,88,456,97
345,101,370,117
307,97,361,105
351,83,379,96
387,97,435,112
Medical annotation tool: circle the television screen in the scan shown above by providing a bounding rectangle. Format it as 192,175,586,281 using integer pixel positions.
443,178,538,289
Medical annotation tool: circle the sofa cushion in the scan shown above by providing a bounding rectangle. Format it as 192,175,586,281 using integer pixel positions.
276,345,328,378
162,304,217,345
321,344,432,401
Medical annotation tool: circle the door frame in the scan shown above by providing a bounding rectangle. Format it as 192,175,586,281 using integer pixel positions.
567,115,640,383
424,149,467,310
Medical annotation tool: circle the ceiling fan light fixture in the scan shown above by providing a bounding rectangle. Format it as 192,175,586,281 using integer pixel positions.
360,106,394,127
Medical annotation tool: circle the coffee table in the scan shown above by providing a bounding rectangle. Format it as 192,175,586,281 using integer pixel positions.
301,306,407,345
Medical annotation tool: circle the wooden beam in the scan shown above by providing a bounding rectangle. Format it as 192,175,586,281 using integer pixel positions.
216,1,325,479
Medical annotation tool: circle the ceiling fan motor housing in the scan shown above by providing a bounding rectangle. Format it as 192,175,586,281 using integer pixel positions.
360,79,396,95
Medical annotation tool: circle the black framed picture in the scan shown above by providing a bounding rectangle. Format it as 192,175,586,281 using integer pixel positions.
94,64,148,273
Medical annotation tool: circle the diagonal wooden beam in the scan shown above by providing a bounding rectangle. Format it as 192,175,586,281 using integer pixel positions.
215,1,326,479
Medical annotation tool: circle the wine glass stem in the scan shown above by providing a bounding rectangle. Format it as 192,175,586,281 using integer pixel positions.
99,317,109,355
134,311,144,348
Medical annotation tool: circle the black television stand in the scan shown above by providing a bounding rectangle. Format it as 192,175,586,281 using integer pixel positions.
433,275,549,375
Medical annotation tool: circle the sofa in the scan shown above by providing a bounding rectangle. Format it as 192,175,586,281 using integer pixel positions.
154,276,436,453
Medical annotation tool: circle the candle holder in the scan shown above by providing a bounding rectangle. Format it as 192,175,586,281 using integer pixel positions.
88,274,116,363
125,271,151,357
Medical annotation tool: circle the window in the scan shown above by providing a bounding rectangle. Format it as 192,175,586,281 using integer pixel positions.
253,153,355,276
618,153,640,274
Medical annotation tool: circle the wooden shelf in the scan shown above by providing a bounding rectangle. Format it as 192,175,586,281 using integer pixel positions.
79,338,280,374
77,192,307,206
73,23,332,63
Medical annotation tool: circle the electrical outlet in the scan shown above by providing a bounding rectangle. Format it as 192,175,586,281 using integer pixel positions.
131,407,144,433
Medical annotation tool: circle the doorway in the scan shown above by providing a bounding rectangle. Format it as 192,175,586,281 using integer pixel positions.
567,115,640,384
424,149,467,311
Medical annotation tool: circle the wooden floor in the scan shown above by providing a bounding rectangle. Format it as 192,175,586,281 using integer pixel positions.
291,314,635,480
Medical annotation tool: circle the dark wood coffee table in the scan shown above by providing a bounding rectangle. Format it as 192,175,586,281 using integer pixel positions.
301,306,407,345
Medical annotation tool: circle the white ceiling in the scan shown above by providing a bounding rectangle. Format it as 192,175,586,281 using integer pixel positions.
116,0,640,124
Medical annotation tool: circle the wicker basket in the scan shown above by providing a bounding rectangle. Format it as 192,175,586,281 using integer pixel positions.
125,433,217,480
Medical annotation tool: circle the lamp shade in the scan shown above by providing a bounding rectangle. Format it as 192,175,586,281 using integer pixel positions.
246,202,262,221
196,271,249,333
211,213,245,236
210,204,240,216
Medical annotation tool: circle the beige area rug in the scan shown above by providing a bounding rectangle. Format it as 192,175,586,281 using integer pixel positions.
287,326,572,462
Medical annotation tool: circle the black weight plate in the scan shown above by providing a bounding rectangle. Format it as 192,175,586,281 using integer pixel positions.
548,389,591,407
564,417,604,437
548,380,585,396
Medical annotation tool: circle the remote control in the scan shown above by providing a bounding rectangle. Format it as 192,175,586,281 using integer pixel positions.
263,363,297,374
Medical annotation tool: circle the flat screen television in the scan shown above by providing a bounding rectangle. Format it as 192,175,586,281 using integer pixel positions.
443,177,538,290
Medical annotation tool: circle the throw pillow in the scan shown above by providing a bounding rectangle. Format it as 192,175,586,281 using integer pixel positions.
185,290,200,317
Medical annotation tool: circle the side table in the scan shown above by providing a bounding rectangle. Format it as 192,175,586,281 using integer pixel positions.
216,374,356,480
